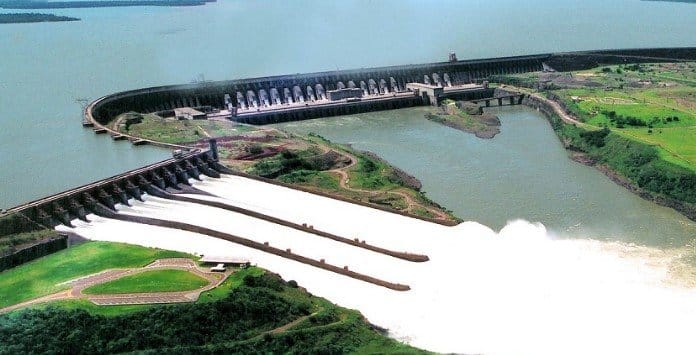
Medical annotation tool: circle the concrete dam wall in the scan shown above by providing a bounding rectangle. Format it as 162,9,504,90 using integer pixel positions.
2,147,224,230
87,47,696,128
88,53,547,126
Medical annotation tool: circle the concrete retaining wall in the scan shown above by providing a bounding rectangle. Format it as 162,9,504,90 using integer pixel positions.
0,235,67,272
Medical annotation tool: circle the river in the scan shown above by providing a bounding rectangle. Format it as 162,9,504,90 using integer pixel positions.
275,106,696,247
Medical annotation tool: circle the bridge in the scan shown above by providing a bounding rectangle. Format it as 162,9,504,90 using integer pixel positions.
468,92,526,108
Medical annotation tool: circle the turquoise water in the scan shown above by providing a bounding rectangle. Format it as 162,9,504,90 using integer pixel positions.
1,0,695,208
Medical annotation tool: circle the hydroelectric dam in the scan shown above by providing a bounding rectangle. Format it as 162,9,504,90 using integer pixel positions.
3,46,696,290
85,47,696,135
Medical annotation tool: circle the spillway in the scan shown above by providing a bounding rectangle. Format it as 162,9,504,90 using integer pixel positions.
58,174,696,355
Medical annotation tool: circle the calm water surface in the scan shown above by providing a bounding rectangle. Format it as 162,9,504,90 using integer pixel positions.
276,106,696,247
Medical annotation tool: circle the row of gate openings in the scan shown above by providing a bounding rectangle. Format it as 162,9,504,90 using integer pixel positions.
230,73,455,110
134,63,543,114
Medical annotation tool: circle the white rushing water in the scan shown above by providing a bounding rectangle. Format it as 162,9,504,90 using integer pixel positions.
58,175,696,355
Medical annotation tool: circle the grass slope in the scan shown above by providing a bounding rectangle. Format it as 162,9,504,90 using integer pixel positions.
82,269,208,295
499,62,696,209
0,242,191,308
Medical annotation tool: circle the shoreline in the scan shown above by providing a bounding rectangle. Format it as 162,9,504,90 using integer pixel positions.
521,92,696,222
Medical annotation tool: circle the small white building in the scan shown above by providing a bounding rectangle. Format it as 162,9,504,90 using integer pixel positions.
201,255,251,268
174,107,206,120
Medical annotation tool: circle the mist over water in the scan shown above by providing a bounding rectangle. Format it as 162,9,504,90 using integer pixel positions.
58,175,696,355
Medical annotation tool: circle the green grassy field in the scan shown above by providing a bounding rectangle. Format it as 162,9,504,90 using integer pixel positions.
82,269,209,295
0,242,191,308
30,267,265,317
551,64,696,172
619,127,696,169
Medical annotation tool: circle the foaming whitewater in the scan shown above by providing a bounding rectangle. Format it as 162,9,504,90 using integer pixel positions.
58,175,696,355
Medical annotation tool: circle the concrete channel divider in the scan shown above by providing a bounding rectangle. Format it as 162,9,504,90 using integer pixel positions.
92,204,411,292
142,184,430,263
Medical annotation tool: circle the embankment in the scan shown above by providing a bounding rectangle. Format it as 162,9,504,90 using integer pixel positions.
522,93,696,221
0,212,67,271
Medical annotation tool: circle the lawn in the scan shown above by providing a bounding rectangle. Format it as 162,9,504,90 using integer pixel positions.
25,267,265,317
82,269,209,295
0,241,192,308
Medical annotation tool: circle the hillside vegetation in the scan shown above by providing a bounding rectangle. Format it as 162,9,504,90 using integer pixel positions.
0,272,427,354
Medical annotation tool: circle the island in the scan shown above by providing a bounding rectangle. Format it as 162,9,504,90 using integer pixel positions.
425,99,502,138
0,13,79,24
0,0,211,9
